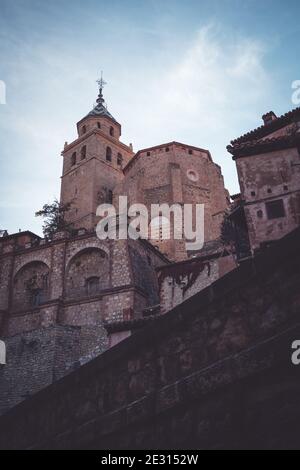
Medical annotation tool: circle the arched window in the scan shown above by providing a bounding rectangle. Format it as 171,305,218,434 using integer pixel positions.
81,145,87,160
13,262,50,310
65,248,109,300
117,153,123,166
149,216,171,241
71,152,76,166
106,146,112,162
109,126,114,137
82,125,87,135
85,277,100,296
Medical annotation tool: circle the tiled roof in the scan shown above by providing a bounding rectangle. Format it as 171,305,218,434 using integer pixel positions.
85,102,118,123
227,133,300,159
230,107,300,146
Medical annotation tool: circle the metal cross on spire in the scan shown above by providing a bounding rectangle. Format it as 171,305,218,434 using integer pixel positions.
96,71,107,106
96,71,107,92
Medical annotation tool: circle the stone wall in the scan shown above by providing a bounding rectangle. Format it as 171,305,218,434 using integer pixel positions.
115,142,229,261
0,227,299,449
236,146,300,251
0,231,167,415
158,254,236,313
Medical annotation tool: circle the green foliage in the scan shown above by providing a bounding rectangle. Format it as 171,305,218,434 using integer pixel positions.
220,213,236,247
35,198,73,239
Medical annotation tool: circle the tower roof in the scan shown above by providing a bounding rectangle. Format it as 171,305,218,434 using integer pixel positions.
83,73,118,124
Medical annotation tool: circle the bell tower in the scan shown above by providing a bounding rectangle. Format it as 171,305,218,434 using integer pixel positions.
60,74,134,230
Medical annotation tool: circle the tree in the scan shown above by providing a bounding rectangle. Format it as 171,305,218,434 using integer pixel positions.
220,211,236,248
35,199,73,239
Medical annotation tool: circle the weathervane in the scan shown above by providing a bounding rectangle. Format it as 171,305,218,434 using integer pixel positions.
96,71,107,105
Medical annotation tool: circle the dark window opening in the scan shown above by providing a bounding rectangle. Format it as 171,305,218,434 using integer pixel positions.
71,152,77,166
31,289,43,307
82,125,87,135
266,199,285,220
117,153,123,166
97,122,101,129
85,277,100,296
109,126,114,137
106,146,112,162
267,188,272,194
165,147,170,152
188,149,193,155
257,210,263,219
81,146,87,160
251,191,256,197
284,185,289,191
147,151,151,156
108,190,113,204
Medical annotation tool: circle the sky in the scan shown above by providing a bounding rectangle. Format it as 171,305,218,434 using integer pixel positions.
0,0,299,235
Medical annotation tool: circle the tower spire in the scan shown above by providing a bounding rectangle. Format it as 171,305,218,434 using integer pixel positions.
96,71,107,106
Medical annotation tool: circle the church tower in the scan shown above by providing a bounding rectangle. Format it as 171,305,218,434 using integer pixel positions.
60,75,134,230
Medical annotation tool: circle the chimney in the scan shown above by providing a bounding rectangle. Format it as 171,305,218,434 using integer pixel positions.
262,111,277,126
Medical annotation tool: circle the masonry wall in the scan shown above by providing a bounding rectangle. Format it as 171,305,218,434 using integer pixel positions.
0,231,167,415
0,228,299,450
61,117,134,231
116,143,229,261
158,254,236,313
235,144,300,251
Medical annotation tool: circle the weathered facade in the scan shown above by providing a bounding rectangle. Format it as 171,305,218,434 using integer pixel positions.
0,226,299,450
1,77,300,424
115,142,230,261
0,81,232,415
227,108,300,254
0,229,167,414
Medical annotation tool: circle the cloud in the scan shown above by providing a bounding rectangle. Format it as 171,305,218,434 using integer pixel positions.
117,24,272,198
125,25,270,138
0,20,273,234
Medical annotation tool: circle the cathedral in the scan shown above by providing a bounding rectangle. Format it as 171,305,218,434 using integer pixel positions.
0,78,300,418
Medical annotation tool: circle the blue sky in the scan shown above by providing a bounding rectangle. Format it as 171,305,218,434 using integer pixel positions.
0,0,299,235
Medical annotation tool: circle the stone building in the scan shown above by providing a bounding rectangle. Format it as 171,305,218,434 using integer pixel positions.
0,80,233,415
227,108,300,255
0,77,299,417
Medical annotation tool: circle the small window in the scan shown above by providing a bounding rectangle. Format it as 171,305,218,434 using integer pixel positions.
267,188,272,194
147,151,151,156
117,153,123,166
82,125,87,135
32,289,43,307
81,146,87,160
108,190,113,204
266,199,285,220
86,277,100,296
109,126,114,137
165,147,170,152
71,152,76,166
257,210,263,219
284,185,288,191
188,149,193,155
251,191,256,197
97,122,101,129
106,147,112,162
